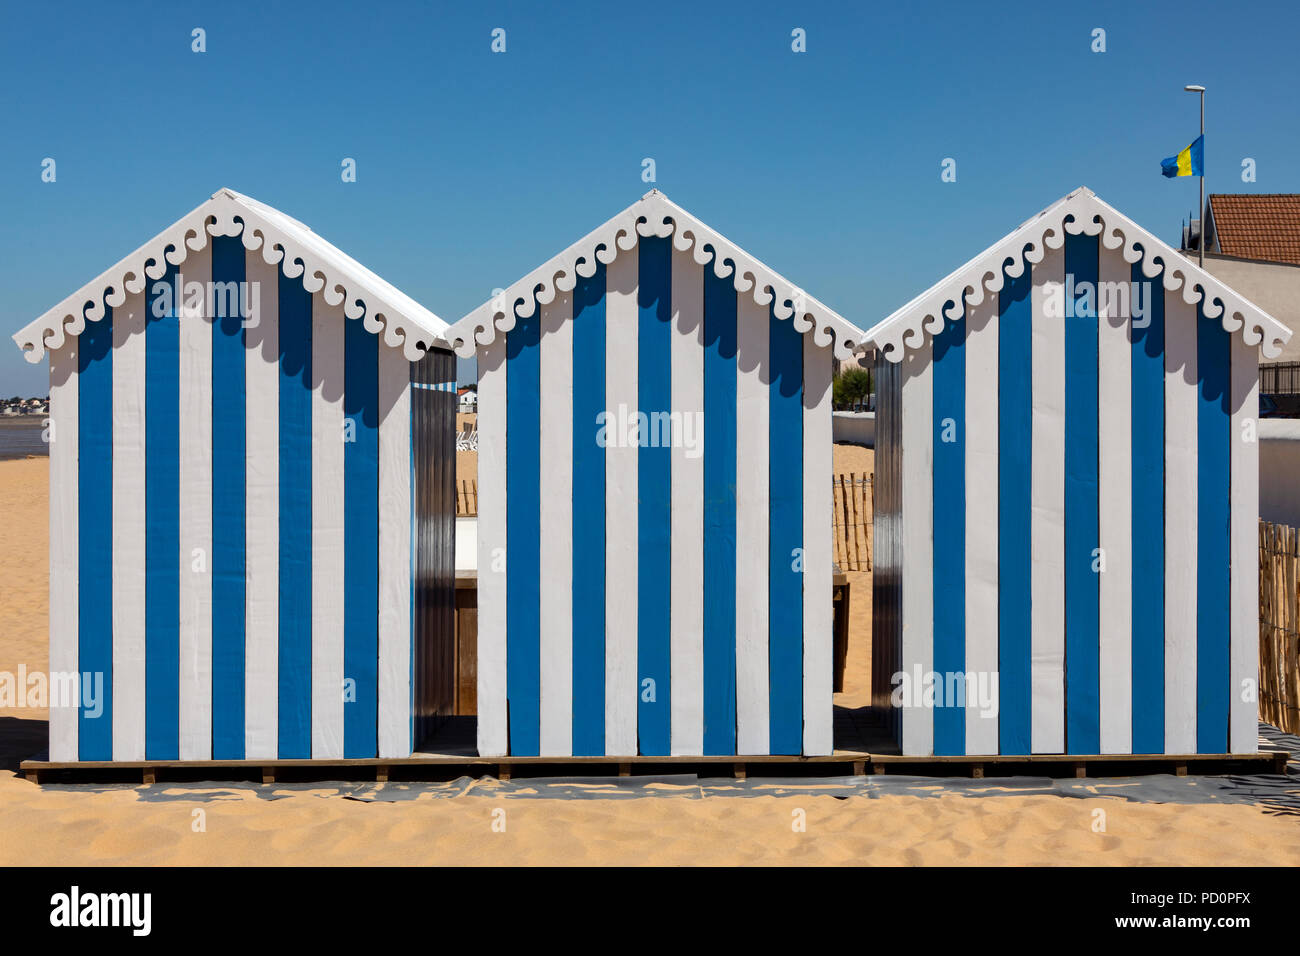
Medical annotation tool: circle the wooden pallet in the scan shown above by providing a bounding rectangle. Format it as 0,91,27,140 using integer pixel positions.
20,748,1286,786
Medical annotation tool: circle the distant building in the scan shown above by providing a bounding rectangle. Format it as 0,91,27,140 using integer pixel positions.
1182,195,1300,402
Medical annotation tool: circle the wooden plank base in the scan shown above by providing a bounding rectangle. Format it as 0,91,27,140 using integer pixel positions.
19,748,1286,785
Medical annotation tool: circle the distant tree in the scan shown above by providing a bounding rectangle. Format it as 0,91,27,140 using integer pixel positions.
833,367,873,408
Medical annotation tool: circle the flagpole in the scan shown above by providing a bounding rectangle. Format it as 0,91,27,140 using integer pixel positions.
1186,84,1206,267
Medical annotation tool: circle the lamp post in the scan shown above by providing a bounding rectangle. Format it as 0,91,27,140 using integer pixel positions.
1185,84,1206,267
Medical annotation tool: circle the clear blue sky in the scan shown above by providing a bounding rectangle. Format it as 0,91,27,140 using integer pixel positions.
2,0,1297,395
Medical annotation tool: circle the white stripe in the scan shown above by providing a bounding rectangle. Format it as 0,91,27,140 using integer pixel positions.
476,338,508,756
111,290,147,761
1229,336,1259,753
539,293,574,756
1097,248,1133,754
377,340,412,758
605,251,639,756
801,336,833,756
1030,244,1065,754
48,342,79,762
311,293,346,759
735,294,769,755
244,253,279,759
1164,290,1198,753
900,341,933,756
670,247,705,756
179,246,213,761
964,293,999,757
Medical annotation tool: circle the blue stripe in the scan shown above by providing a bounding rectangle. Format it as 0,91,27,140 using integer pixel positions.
1197,299,1231,753
1130,258,1165,753
638,237,673,756
79,299,113,760
344,312,380,758
932,303,965,755
278,271,313,758
998,260,1032,755
145,264,180,760
506,295,541,756
1064,233,1100,754
572,265,607,756
211,235,246,760
702,270,737,755
768,305,804,755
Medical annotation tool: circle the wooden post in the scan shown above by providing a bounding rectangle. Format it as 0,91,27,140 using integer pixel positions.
831,477,842,568
847,473,861,570
866,472,874,571
839,474,853,570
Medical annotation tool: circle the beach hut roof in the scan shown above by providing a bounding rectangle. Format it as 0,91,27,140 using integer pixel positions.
444,189,866,361
863,186,1293,364
13,188,450,364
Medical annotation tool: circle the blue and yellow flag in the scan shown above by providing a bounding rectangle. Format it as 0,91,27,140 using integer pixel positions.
1161,135,1204,178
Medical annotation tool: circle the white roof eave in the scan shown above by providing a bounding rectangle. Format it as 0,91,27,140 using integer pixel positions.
443,190,866,361
13,188,449,364
863,186,1293,362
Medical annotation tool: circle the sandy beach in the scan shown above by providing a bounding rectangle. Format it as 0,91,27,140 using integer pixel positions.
2,452,1297,866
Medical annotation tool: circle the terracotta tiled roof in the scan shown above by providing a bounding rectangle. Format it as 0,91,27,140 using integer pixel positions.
1209,194,1300,265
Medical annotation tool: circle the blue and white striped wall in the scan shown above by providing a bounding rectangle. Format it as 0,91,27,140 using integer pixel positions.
46,235,420,763
475,235,835,758
874,232,1260,756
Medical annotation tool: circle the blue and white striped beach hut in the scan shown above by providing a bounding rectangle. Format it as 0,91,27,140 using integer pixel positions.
867,187,1292,758
13,189,456,764
445,190,865,758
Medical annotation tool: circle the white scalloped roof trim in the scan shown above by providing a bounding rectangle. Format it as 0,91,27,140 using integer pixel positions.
444,190,865,361
865,186,1293,363
13,188,449,364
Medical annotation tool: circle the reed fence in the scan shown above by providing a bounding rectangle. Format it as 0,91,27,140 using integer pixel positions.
457,479,478,517
833,472,873,572
1260,520,1300,735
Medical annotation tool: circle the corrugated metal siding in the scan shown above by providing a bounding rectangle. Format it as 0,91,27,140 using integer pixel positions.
411,347,456,748
871,352,903,744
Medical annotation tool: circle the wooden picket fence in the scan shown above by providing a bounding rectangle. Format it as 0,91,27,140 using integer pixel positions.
1260,520,1300,735
457,479,478,517
833,472,873,572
